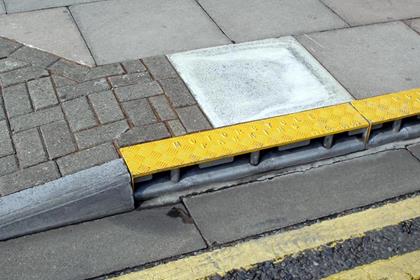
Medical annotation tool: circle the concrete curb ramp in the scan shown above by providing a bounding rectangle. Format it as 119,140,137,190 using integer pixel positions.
0,159,133,241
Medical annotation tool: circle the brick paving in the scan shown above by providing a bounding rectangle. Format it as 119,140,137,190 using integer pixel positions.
0,37,212,196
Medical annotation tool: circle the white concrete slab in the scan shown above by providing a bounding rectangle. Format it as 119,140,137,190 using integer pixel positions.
169,37,353,127
70,0,231,65
0,8,95,65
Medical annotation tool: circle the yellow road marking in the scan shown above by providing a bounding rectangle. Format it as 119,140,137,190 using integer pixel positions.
352,88,420,125
113,196,420,280
120,104,367,178
324,250,420,280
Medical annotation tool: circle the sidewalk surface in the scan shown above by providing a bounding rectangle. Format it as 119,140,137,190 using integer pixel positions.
1,0,420,279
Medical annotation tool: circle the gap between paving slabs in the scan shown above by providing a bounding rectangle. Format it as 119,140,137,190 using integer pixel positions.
121,88,420,201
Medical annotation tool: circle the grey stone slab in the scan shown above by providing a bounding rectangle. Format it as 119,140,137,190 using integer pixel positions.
407,18,420,34
74,120,129,149
149,95,177,121
0,161,59,196
184,150,420,244
322,0,420,26
297,22,420,99
10,46,58,68
0,159,134,242
169,37,353,127
27,77,58,110
0,155,18,177
0,66,48,87
0,57,29,73
198,0,348,42
117,123,170,147
121,99,157,126
0,120,14,158
88,90,124,124
83,63,124,81
70,0,230,64
176,105,212,132
0,203,205,280
10,105,64,132
4,0,98,13
159,78,197,108
13,128,47,168
57,143,118,176
142,56,178,80
57,78,110,101
114,80,162,101
3,83,32,118
167,119,187,136
62,96,97,131
122,59,146,73
108,72,152,88
0,37,21,59
48,59,90,82
0,8,95,65
40,120,76,159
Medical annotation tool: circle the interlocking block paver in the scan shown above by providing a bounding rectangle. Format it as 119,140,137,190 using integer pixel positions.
74,120,129,149
56,143,119,176
62,96,97,132
142,56,178,80
83,63,124,81
176,105,212,132
40,120,77,159
2,83,32,118
117,123,170,147
149,95,177,121
0,66,48,87
167,119,187,136
27,77,58,110
13,128,47,168
108,72,151,88
0,37,21,59
48,59,90,82
121,59,146,73
88,90,124,124
10,46,58,68
57,78,110,101
0,155,18,177
9,105,64,132
159,78,196,108
121,99,157,127
51,75,78,88
0,58,28,73
0,161,60,196
114,81,162,101
0,120,14,158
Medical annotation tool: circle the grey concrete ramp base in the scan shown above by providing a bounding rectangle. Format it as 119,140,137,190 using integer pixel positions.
0,159,134,241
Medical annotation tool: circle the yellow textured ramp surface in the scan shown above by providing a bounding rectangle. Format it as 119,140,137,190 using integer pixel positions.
352,88,420,125
112,196,420,280
324,250,420,280
120,103,368,178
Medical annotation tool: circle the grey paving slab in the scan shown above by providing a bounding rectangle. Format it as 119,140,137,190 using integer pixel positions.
159,77,197,108
407,18,420,34
0,120,14,158
88,90,125,124
117,123,170,147
121,99,158,126
10,46,58,68
176,105,212,132
0,8,94,65
149,95,177,121
70,0,231,64
0,58,29,73
297,22,420,99
57,78,110,101
321,0,420,26
114,81,162,101
142,56,178,80
0,155,17,177
2,83,32,118
48,58,90,82
13,128,47,168
62,96,97,131
74,120,129,149
40,120,77,159
170,37,352,127
0,66,48,87
27,77,58,110
0,205,206,280
198,0,348,42
184,150,420,244
9,105,64,132
167,119,187,136
0,37,21,59
4,0,97,13
108,72,152,88
122,59,146,73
